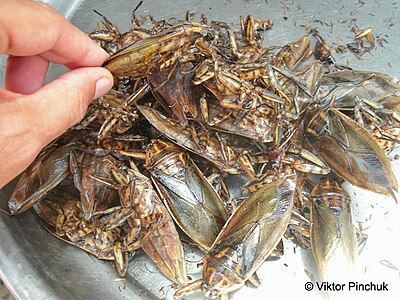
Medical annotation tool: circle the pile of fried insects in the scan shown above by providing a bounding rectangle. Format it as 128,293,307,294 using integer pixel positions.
8,8,400,300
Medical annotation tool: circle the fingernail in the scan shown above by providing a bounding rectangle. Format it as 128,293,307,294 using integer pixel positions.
94,77,113,99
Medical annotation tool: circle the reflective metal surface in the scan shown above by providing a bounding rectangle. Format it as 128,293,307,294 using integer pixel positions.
1,1,400,299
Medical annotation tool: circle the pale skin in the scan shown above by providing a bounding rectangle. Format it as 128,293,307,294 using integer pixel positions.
0,0,114,188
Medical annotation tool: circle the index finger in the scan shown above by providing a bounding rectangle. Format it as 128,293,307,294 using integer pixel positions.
0,0,109,69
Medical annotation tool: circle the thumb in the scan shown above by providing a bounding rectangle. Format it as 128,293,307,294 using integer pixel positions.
0,67,113,187
28,66,113,143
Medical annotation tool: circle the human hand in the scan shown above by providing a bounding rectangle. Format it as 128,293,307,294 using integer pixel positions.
0,0,114,188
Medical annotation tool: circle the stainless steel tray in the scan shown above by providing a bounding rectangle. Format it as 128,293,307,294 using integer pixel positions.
1,1,400,299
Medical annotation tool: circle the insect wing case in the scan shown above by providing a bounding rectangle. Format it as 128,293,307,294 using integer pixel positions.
202,173,296,295
146,140,228,251
310,179,358,282
306,107,398,195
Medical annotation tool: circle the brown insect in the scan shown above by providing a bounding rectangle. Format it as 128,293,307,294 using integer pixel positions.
305,104,398,196
103,24,207,77
8,143,73,215
138,105,241,173
175,172,297,299
310,178,358,281
145,139,228,251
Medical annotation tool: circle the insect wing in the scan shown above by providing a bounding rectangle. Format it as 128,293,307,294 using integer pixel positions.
138,105,240,173
8,145,71,215
307,108,398,195
317,70,400,108
207,174,296,281
138,105,197,149
148,62,197,125
103,28,198,77
77,154,118,220
102,30,177,76
151,155,228,250
310,181,358,281
141,201,188,286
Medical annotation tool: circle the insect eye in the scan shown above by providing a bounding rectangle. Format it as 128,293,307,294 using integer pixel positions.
242,100,253,109
108,43,119,53
326,55,335,64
